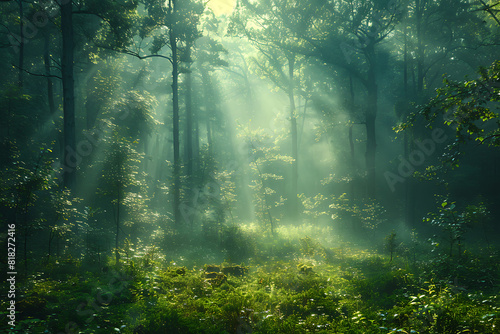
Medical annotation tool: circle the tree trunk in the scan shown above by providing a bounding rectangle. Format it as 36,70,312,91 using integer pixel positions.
201,69,214,154
193,94,200,173
61,0,76,190
115,185,121,265
44,33,56,115
85,63,99,130
348,74,356,200
403,30,416,227
169,0,181,228
416,0,424,97
184,43,193,178
288,55,298,219
365,45,377,199
207,112,213,154
18,0,24,88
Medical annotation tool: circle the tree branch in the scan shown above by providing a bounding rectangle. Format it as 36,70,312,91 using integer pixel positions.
94,43,173,64
13,64,62,79
122,49,173,63
478,0,500,26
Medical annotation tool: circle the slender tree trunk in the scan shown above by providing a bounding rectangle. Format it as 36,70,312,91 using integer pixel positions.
85,63,99,130
403,30,416,227
403,31,408,99
61,0,76,190
18,0,24,88
207,113,213,154
416,0,424,98
44,33,56,115
169,0,181,227
115,185,121,264
299,98,308,148
193,95,200,173
365,45,377,198
288,55,298,219
201,69,214,154
48,230,53,262
349,74,356,200
184,43,193,178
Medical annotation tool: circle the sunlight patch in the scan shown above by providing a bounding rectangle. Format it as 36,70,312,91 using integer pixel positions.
207,0,236,16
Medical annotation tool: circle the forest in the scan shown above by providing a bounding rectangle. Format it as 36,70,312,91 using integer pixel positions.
0,0,500,333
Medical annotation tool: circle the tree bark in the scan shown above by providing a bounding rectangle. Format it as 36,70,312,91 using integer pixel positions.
193,91,200,173
288,55,298,219
61,0,76,190
365,45,377,199
44,33,56,115
403,29,416,227
169,0,181,227
201,69,214,154
18,0,24,88
184,43,193,178
416,0,424,97
115,184,121,265
348,74,356,200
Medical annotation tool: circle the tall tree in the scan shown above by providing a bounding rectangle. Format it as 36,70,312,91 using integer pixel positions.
168,0,181,227
134,0,203,228
304,1,402,198
17,0,24,88
61,0,76,190
230,0,315,218
393,0,494,225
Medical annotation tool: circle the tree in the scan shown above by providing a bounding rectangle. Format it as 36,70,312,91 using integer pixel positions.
136,0,204,228
401,61,500,166
385,231,397,263
308,0,403,198
0,145,80,276
96,132,143,265
230,0,315,218
391,0,496,227
239,126,293,234
232,0,403,199
425,197,488,258
61,0,76,190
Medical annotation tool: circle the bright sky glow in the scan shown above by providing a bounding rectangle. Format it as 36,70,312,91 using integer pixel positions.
207,0,236,16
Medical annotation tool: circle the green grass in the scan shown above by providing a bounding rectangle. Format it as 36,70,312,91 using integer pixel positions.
2,224,499,334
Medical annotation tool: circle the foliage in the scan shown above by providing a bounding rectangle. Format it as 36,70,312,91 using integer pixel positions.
299,193,329,221
239,126,293,234
400,60,500,167
330,193,387,234
3,233,499,334
425,196,489,257
385,231,398,263
1,0,500,333
0,144,83,274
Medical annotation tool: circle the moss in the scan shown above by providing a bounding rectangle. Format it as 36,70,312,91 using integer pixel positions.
4,234,499,334
221,264,249,276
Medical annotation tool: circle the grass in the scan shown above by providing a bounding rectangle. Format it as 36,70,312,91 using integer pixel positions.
1,223,499,333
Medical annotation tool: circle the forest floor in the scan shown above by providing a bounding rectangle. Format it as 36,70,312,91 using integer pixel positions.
1,224,499,334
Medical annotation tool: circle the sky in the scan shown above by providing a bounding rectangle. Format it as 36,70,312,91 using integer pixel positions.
207,0,236,16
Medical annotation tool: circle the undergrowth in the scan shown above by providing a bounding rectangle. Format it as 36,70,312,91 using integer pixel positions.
1,224,499,334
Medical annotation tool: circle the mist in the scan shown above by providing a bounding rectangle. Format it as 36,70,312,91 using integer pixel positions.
1,0,499,333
